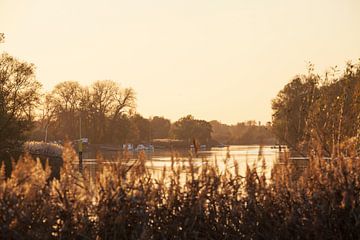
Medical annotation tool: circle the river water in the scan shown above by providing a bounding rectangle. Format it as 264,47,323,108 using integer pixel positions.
82,145,281,180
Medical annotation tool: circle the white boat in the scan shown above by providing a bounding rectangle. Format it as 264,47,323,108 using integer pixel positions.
135,144,154,152
122,144,134,151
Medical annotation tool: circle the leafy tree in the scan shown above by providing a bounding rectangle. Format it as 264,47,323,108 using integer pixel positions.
210,120,232,144
112,114,139,145
150,116,171,139
210,120,275,145
131,114,150,144
306,62,360,156
193,119,212,144
272,70,319,153
172,115,195,143
272,61,360,156
0,53,41,151
172,115,212,144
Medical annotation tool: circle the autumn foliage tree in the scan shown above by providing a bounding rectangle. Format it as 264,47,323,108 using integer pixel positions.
210,120,275,145
172,115,212,144
272,61,360,156
0,53,41,151
150,116,171,139
272,70,319,153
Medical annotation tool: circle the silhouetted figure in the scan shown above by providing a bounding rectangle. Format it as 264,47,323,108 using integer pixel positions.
226,146,231,159
78,140,83,172
193,138,198,157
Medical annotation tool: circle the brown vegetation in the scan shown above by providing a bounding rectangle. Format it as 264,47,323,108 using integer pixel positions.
272,61,360,156
210,120,275,145
0,53,41,151
1,145,360,239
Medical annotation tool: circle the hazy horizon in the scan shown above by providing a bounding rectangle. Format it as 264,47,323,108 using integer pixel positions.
1,0,360,124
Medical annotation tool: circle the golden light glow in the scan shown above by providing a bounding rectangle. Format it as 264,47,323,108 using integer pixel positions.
1,0,359,123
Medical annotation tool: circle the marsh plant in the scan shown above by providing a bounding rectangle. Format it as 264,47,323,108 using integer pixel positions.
1,144,360,239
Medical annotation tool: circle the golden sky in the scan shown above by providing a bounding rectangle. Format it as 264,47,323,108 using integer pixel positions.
1,0,360,124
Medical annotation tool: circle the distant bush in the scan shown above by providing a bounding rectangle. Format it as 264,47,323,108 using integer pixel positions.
22,141,63,179
24,141,63,157
1,144,360,239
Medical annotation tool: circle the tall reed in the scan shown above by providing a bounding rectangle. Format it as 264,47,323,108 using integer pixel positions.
1,144,360,239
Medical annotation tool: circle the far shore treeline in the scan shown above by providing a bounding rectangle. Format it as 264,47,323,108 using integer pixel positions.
3,31,360,156
28,80,274,146
0,46,274,154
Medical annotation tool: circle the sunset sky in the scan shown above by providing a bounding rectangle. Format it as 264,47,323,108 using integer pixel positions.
1,0,360,124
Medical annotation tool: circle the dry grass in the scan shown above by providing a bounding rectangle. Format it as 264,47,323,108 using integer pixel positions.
1,144,360,239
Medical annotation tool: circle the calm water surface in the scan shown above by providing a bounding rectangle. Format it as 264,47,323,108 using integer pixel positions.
82,145,281,179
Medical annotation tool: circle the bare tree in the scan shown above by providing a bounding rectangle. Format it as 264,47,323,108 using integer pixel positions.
45,80,136,143
50,81,84,139
39,94,57,142
89,80,136,142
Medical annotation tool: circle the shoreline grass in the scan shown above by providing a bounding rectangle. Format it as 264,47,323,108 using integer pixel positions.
1,144,360,239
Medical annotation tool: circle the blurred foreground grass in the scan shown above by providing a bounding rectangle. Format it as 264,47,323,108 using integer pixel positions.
1,143,360,239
